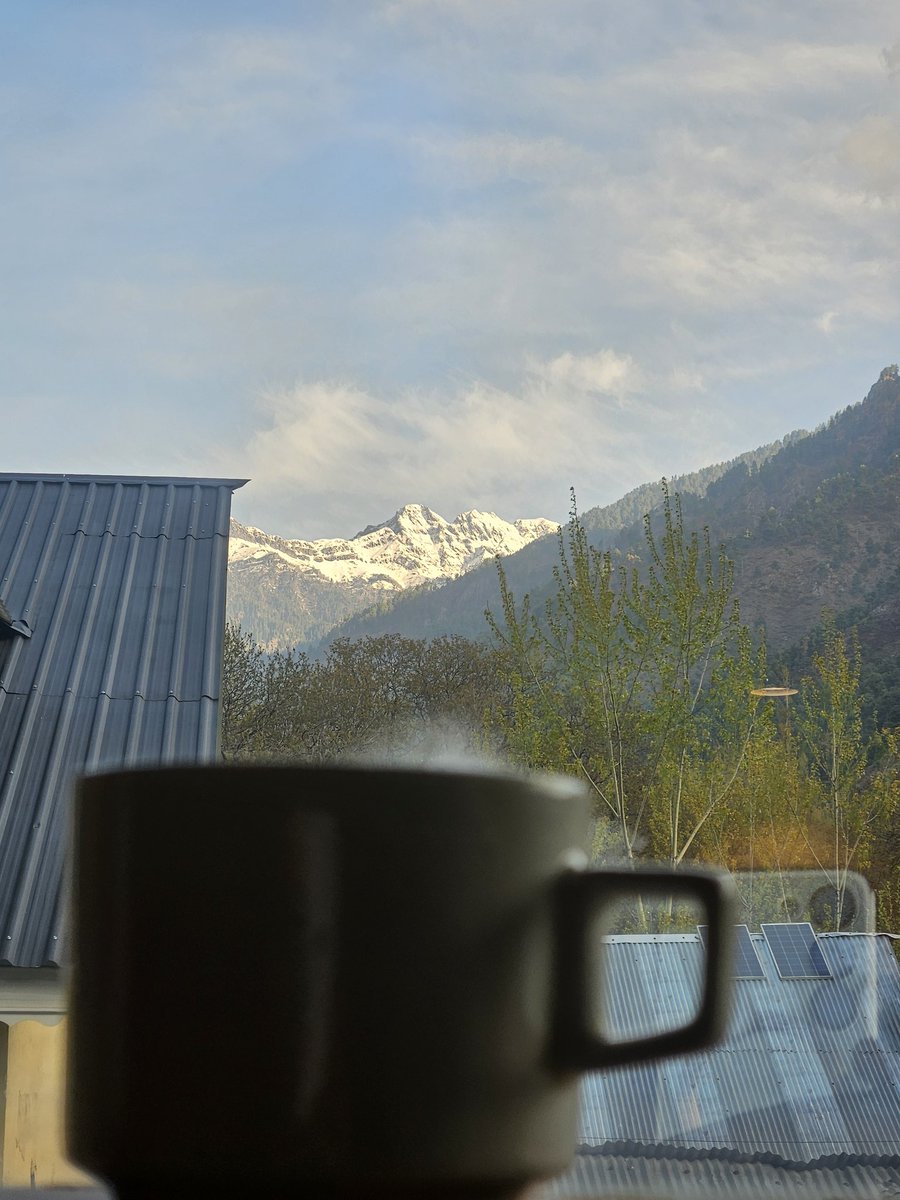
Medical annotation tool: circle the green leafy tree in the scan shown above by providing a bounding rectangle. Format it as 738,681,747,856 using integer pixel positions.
221,624,508,763
488,486,760,870
637,488,761,867
488,499,648,861
220,622,314,759
794,616,899,928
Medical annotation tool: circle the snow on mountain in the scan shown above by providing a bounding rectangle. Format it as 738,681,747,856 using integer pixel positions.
226,504,558,649
228,504,558,592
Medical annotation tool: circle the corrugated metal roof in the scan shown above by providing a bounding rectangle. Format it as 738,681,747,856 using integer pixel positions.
543,1148,900,1198
0,474,245,967
577,932,900,1162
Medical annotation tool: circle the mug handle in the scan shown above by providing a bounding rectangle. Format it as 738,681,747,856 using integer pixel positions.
551,866,735,1070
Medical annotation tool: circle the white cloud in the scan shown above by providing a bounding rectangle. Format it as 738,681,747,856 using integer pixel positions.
840,115,900,196
245,382,388,484
668,366,706,393
627,41,877,99
226,350,732,537
531,350,640,399
817,310,840,333
359,14,900,385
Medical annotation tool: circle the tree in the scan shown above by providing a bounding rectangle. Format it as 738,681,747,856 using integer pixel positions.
636,487,762,868
794,615,900,928
220,622,313,760
488,485,761,870
221,624,509,764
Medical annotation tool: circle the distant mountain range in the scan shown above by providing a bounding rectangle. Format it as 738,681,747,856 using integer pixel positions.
226,504,557,650
226,368,900,726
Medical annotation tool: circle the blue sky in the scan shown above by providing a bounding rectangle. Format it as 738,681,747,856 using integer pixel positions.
2,2,899,538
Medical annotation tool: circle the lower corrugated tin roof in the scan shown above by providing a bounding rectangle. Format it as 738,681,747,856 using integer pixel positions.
0,475,244,967
542,1147,900,1198
576,933,900,1163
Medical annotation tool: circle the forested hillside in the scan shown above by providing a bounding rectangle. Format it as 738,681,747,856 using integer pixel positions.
324,433,806,647
329,371,900,687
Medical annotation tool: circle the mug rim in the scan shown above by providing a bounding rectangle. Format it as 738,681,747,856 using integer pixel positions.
77,760,589,799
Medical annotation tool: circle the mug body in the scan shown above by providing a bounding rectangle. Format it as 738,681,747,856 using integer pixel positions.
66,763,594,1192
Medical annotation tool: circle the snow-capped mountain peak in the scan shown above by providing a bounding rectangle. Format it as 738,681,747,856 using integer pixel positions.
228,504,558,592
227,503,558,649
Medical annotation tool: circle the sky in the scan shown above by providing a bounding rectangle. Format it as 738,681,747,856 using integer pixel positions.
2,2,899,539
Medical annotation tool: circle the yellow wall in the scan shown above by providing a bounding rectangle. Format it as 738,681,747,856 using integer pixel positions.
0,1017,93,1188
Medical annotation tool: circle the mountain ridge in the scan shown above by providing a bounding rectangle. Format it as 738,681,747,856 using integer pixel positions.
226,502,558,650
319,370,900,666
320,430,813,647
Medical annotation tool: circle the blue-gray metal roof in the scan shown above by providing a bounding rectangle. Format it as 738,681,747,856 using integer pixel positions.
0,474,245,967
577,932,900,1163
543,1148,900,1198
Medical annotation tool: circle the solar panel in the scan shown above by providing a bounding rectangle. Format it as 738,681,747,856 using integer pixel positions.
761,922,833,979
697,923,766,980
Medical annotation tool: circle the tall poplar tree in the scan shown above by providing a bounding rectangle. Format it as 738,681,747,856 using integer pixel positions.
794,616,899,928
488,486,762,868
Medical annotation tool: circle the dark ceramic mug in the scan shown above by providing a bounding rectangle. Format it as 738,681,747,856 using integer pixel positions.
66,764,734,1197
